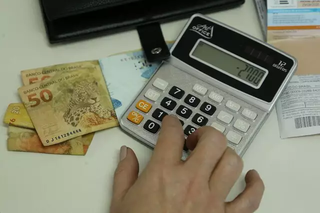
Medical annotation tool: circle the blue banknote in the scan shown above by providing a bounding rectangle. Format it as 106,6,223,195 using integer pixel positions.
100,42,174,119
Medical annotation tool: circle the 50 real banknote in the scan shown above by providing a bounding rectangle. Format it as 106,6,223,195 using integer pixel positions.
18,68,118,146
7,126,92,155
20,60,99,85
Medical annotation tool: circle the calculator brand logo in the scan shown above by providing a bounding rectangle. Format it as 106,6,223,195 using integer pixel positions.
273,60,288,72
190,24,214,39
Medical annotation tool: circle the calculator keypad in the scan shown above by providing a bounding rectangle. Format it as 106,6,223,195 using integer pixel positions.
161,97,177,110
242,108,257,120
144,120,160,134
169,86,185,99
136,100,152,113
176,105,192,118
153,78,168,90
122,63,266,157
184,94,200,107
200,102,216,116
193,84,208,96
127,111,144,124
209,91,224,103
184,125,197,136
226,131,242,145
192,113,208,126
226,100,241,112
152,108,168,121
217,111,234,124
145,89,161,102
234,119,250,133
211,122,226,133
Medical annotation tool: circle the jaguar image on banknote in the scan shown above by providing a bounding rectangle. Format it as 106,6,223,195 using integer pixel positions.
63,80,114,127
18,68,119,146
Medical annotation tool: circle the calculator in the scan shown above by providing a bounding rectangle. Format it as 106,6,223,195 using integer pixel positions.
120,14,297,157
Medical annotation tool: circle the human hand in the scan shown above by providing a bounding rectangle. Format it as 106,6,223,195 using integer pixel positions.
111,115,264,213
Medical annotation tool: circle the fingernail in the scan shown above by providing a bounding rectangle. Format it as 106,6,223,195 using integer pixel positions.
120,146,127,161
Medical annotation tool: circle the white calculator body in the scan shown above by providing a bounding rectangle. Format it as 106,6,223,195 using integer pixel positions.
120,14,297,157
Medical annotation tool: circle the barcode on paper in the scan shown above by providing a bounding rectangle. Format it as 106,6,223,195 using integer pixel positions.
294,116,320,129
273,0,292,5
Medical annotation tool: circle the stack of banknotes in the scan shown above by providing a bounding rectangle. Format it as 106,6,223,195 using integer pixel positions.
3,61,119,155
3,42,173,156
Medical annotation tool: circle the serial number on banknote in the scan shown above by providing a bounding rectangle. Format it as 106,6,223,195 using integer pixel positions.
46,129,82,143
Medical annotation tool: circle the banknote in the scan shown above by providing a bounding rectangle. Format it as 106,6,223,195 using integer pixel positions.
18,68,118,146
82,133,94,154
3,103,34,129
3,102,95,152
20,62,98,149
20,60,99,86
7,126,86,155
100,41,174,119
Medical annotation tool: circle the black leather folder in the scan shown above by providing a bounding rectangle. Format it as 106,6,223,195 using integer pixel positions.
39,0,245,61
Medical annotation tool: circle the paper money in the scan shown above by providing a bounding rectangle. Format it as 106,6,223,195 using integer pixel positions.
18,68,118,146
82,133,94,154
21,62,98,150
3,103,34,129
100,42,174,119
7,126,87,155
21,60,98,85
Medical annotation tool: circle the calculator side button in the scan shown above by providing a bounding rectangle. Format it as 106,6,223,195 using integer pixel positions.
144,120,160,134
226,131,242,144
184,125,197,136
211,122,226,133
153,78,168,90
193,84,208,96
192,113,208,126
200,102,216,116
209,92,224,103
184,94,200,107
136,100,152,113
152,108,168,121
242,108,257,120
169,86,185,99
176,105,192,119
160,97,177,110
217,111,233,124
127,111,144,124
145,89,161,102
226,100,241,112
234,119,250,133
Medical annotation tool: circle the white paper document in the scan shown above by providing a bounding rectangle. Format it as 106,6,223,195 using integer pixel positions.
276,75,320,138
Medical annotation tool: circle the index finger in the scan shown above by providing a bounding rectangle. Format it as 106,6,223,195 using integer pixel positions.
151,115,185,164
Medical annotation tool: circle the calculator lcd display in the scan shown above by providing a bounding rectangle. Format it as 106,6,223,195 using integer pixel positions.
191,41,267,88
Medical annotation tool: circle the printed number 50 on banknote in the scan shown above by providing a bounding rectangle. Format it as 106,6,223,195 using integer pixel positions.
18,68,118,146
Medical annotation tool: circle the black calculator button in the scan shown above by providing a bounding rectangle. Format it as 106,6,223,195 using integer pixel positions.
192,113,208,126
176,105,192,119
184,125,197,136
184,94,200,107
200,102,216,116
169,86,185,99
161,97,177,110
144,120,160,134
179,119,184,126
152,108,168,121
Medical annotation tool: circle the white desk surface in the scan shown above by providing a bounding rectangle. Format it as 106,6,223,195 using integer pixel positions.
1,0,319,212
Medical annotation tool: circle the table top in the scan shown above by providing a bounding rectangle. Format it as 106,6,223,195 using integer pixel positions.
1,0,319,212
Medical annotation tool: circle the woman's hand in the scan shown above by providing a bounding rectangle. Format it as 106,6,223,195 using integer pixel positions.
110,115,264,213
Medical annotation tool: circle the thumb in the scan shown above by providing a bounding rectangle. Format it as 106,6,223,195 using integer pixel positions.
112,146,139,204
